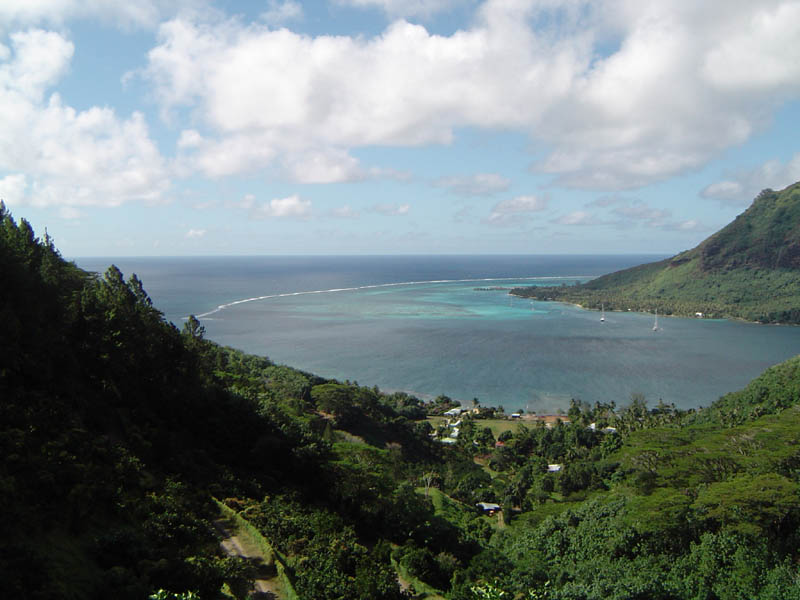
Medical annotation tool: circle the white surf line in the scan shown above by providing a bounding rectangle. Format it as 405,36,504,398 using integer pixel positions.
192,275,591,319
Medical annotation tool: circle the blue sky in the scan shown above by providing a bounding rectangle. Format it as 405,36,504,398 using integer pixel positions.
1,0,799,256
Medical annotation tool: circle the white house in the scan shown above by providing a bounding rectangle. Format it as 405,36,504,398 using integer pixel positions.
476,502,501,513
547,464,563,472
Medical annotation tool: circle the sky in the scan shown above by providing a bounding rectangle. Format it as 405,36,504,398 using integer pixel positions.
0,0,799,257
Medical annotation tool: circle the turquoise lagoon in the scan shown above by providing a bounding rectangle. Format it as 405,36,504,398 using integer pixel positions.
74,255,800,412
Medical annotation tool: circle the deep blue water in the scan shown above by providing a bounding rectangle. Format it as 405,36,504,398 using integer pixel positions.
73,255,800,412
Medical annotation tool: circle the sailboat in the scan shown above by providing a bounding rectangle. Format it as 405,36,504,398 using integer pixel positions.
600,303,605,322
653,309,659,331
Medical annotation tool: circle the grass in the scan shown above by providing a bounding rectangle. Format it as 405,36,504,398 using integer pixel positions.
417,486,504,532
420,486,470,517
425,416,527,438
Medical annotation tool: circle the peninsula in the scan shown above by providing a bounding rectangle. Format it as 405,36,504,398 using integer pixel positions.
511,182,800,323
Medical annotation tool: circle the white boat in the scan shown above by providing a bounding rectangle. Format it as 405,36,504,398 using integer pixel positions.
600,303,605,322
653,309,659,331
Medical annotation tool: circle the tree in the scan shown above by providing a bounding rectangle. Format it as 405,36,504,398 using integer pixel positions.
182,315,205,340
422,471,440,497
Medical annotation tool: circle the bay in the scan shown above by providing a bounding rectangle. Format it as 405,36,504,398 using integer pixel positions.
73,255,800,412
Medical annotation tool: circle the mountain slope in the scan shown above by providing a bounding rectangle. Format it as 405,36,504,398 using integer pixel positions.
512,182,800,323
5,202,800,599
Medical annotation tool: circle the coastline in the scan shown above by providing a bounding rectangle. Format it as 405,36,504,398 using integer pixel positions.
507,290,798,326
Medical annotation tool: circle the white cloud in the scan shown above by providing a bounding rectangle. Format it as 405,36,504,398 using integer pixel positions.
261,0,303,26
702,3,800,95
371,202,410,216
142,2,800,190
700,181,743,202
185,227,206,238
435,173,510,196
0,29,170,209
236,194,256,210
331,204,360,218
486,194,548,225
587,194,627,208
701,153,800,205
250,194,312,219
0,1,209,32
554,210,595,226
666,219,703,232
334,0,468,19
177,128,203,149
578,197,705,232
283,148,363,184
611,202,671,227
0,173,27,205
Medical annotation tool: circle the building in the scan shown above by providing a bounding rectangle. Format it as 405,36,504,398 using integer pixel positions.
476,502,501,514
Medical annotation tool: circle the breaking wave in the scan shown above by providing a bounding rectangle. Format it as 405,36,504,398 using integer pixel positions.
194,275,583,319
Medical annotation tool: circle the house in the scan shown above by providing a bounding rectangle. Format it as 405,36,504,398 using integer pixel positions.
510,413,522,419
495,440,506,448
547,464,563,472
443,407,463,417
439,437,458,445
451,419,462,427
695,312,704,318
450,428,460,438
476,502,501,514
590,423,617,434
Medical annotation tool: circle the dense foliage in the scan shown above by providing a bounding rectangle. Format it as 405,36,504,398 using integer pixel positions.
3,202,800,599
512,183,800,323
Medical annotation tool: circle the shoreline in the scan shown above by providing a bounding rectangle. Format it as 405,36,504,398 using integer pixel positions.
508,291,798,326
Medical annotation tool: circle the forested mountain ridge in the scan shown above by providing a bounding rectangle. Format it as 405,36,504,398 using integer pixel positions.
511,182,800,323
3,203,800,600
0,203,442,599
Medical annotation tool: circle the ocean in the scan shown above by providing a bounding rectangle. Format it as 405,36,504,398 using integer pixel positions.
73,255,800,412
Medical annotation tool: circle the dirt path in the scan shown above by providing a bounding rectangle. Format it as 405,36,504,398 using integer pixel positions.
213,517,283,599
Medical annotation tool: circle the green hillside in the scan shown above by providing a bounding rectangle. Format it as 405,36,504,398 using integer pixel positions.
4,203,800,600
512,182,800,323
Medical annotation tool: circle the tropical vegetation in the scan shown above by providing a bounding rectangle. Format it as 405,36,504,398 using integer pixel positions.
3,202,800,599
